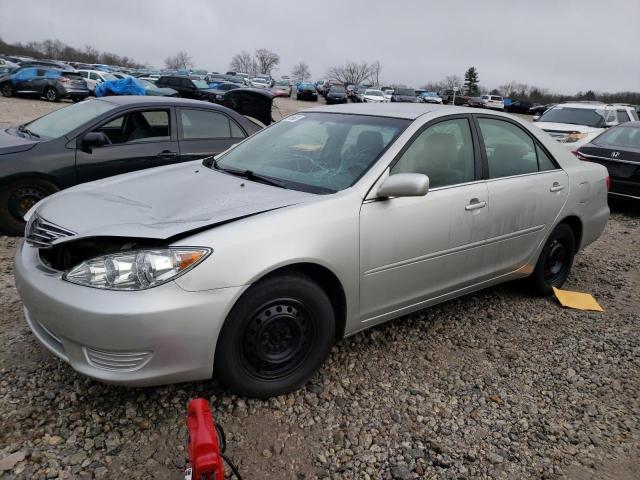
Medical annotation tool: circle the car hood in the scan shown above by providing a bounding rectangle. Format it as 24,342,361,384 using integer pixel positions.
33,161,315,242
0,128,39,154
535,122,601,134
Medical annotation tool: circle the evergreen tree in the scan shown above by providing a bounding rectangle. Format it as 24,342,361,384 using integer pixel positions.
464,67,479,96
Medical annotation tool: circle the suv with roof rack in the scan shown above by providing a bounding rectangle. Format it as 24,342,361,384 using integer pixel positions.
534,102,638,149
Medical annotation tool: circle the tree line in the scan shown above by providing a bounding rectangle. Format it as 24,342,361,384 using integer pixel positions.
0,36,143,68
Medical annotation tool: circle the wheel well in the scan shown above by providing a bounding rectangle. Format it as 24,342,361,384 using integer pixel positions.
261,263,347,341
0,174,62,190
559,216,583,253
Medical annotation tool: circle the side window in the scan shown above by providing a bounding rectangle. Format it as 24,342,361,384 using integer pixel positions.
478,118,539,178
536,145,556,171
37,69,48,77
181,78,193,88
617,110,631,123
16,68,37,80
390,118,475,188
89,72,100,81
229,119,246,138
180,109,232,139
96,110,170,144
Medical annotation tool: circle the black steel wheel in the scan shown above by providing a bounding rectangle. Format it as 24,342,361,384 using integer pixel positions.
0,178,59,235
215,273,335,398
528,223,576,295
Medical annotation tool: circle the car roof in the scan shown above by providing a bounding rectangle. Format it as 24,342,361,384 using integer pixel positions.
305,103,493,119
94,96,227,108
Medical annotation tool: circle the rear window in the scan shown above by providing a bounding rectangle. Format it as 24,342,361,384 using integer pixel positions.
395,88,415,96
593,125,640,148
539,107,607,128
490,96,503,101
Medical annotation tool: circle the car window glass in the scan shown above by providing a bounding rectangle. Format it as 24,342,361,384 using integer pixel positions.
37,69,47,77
536,145,556,171
89,72,100,81
181,109,231,139
478,118,538,178
229,119,246,139
217,112,409,193
616,110,630,123
594,126,640,148
390,118,475,188
16,68,37,79
181,78,192,88
96,110,170,144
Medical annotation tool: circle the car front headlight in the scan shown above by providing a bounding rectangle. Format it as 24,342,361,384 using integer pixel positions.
564,132,588,143
63,248,211,290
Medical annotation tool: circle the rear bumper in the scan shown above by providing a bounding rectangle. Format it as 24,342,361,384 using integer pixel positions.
14,240,246,386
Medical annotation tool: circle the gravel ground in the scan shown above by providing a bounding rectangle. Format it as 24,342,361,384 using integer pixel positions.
0,97,638,479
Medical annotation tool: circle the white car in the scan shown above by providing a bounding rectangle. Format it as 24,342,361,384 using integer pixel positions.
363,89,388,103
481,95,504,110
535,102,639,150
251,77,271,89
76,69,118,93
382,89,394,101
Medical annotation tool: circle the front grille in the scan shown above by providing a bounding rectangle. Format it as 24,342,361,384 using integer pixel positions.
84,347,152,372
26,215,76,249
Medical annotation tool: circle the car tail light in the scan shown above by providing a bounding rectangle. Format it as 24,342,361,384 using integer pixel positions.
572,150,588,161
605,176,611,191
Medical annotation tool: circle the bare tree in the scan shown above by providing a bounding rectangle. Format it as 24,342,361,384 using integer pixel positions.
444,75,463,91
165,50,194,70
254,48,280,75
421,81,445,91
230,51,257,75
326,61,374,85
291,61,311,82
367,60,382,86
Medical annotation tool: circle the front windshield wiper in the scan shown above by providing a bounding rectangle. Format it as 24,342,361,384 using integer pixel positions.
18,124,40,138
211,159,288,189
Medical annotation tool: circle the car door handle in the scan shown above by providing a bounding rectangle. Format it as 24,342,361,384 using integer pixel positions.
550,182,565,193
465,198,487,211
157,150,178,159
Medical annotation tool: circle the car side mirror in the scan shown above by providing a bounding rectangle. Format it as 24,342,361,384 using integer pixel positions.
81,132,108,152
377,173,429,198
532,115,540,122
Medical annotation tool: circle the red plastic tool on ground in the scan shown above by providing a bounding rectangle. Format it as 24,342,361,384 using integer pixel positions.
185,398,225,480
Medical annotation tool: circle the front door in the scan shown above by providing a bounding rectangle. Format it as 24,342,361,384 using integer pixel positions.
359,116,489,324
75,108,179,183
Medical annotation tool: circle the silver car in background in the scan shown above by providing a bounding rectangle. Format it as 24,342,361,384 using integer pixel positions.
15,104,609,398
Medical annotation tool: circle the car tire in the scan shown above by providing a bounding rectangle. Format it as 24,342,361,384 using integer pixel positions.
527,223,576,296
44,87,59,102
1,83,12,97
214,273,335,398
0,178,60,235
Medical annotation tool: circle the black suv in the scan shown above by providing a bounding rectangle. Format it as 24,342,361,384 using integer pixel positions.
0,67,89,102
156,75,217,102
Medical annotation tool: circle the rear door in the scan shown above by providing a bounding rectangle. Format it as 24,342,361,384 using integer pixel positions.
177,107,247,161
75,107,179,183
474,115,569,278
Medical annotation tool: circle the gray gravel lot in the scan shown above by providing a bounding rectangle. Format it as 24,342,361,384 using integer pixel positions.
0,96,639,479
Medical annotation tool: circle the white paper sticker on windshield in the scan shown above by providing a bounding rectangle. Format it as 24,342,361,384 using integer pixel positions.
284,114,305,122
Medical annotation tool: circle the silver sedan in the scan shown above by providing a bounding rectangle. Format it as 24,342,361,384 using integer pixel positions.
15,104,610,398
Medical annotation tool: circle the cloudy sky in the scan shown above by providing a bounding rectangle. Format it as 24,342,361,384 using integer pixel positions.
1,0,639,93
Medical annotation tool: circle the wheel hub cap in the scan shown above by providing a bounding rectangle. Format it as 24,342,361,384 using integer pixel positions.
243,301,310,379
